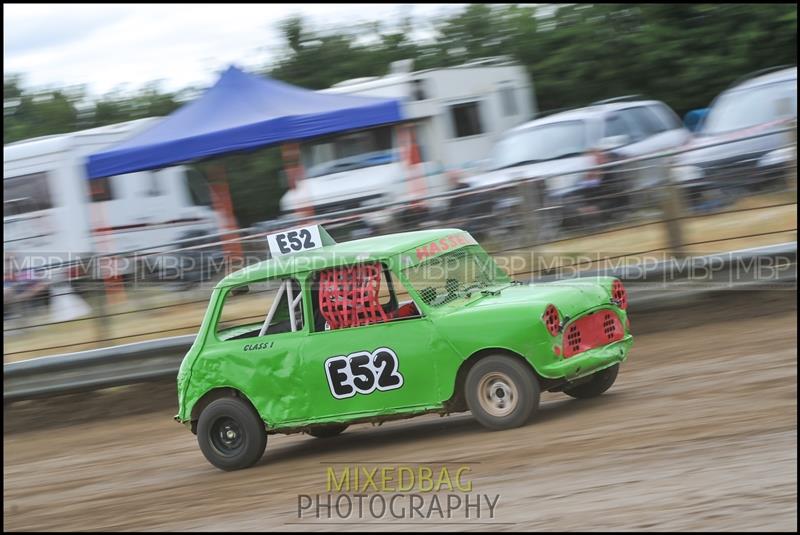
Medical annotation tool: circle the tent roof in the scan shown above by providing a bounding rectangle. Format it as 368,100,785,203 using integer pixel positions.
86,66,404,178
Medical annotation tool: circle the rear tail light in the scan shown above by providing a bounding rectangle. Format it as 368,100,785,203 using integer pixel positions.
542,304,561,336
612,279,628,310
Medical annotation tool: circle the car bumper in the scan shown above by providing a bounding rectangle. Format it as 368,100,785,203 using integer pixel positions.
539,334,633,381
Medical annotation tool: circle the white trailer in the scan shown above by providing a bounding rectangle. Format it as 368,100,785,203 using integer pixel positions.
279,57,536,215
3,118,221,266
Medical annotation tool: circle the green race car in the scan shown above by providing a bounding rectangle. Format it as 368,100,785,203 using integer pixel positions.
176,225,632,470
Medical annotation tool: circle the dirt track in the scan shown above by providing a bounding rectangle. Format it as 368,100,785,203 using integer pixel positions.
3,291,797,531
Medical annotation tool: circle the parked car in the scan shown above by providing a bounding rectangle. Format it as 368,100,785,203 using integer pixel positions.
462,97,691,239
176,224,633,470
673,66,797,213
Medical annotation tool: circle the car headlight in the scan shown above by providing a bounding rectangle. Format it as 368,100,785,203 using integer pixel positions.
672,165,704,183
757,147,794,168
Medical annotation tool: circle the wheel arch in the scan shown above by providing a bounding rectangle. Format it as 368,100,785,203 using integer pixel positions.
445,348,558,412
189,386,263,434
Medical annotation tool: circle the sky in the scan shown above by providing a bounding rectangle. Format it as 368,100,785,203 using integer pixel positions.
4,3,468,97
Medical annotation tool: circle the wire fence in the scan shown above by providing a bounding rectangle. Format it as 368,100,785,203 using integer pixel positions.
4,123,797,358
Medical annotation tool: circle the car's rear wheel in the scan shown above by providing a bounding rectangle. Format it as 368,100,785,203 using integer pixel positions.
197,397,267,471
307,424,348,438
563,364,619,399
465,355,540,430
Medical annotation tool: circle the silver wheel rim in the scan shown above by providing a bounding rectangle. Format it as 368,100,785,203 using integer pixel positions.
477,371,518,417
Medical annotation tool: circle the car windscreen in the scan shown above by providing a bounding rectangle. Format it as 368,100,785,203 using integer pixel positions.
403,245,510,307
302,126,396,178
489,120,588,170
702,80,797,135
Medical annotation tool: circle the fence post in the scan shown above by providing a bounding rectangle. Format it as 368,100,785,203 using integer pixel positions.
93,279,111,348
662,158,686,257
518,178,543,245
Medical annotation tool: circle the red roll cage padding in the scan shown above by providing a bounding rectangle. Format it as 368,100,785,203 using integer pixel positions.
612,279,628,310
318,263,388,330
543,304,561,336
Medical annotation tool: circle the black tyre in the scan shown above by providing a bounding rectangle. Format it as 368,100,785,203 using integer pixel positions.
197,397,267,471
563,364,619,399
307,424,349,439
465,355,540,430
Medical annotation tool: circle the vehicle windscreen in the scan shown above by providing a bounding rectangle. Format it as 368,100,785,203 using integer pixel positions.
403,245,510,307
489,120,588,170
702,80,797,135
302,126,396,178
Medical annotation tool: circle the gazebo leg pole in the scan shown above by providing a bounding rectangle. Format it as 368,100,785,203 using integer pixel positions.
395,123,428,230
209,164,243,273
280,142,315,222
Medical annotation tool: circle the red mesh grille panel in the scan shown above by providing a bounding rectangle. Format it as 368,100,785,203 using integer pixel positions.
563,310,624,358
612,279,628,310
318,263,388,330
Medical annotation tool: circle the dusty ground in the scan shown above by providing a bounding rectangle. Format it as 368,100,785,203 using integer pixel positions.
3,291,797,531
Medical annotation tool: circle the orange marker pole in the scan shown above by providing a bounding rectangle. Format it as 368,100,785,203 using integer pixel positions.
208,164,243,272
396,123,429,231
281,142,315,221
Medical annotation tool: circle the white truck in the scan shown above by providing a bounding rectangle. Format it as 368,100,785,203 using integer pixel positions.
279,57,536,217
3,118,221,273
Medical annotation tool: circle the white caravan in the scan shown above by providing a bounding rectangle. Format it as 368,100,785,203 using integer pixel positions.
3,118,221,266
279,57,536,216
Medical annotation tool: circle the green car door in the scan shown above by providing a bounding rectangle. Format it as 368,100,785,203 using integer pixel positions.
294,315,453,425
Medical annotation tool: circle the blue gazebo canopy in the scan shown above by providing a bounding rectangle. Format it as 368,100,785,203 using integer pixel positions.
87,66,404,178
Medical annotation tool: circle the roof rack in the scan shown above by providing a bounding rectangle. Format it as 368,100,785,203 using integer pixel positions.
727,64,795,90
589,95,644,106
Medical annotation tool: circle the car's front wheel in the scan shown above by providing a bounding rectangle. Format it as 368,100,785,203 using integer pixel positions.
563,364,619,399
197,397,267,471
465,355,540,430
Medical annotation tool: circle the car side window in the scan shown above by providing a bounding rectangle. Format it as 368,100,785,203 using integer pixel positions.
617,108,649,141
651,103,684,130
215,278,304,340
310,262,421,332
623,106,669,136
604,114,629,138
